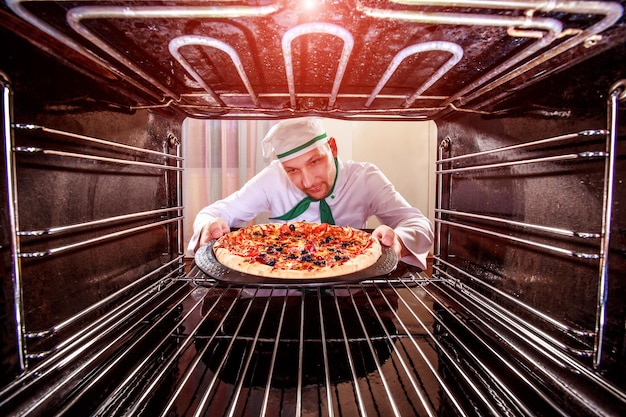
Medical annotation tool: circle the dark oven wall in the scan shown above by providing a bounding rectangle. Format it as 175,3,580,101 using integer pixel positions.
435,41,626,395
0,21,185,388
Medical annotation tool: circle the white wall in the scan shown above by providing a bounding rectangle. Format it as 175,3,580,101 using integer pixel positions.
321,118,436,228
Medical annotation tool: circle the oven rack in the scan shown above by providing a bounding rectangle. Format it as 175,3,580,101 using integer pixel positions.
5,266,619,417
0,274,190,415
433,260,626,404
433,81,624,404
3,269,624,416
436,132,610,313
2,78,185,375
10,122,184,259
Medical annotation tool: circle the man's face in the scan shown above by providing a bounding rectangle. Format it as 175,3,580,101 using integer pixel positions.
281,142,337,200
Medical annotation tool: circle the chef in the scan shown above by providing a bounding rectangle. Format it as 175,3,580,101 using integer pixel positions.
188,117,433,269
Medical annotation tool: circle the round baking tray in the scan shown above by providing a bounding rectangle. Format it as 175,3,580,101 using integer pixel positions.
194,240,398,287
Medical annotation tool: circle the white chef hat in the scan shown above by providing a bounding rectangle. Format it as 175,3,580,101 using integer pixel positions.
262,117,329,161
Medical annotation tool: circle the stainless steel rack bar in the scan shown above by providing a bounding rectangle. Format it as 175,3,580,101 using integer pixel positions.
95,285,216,417
435,88,621,373
1,72,27,373
17,216,183,258
396,279,559,416
82,270,619,417
433,76,625,402
415,279,571,416
3,85,184,380
102,278,474,417
435,264,594,357
5,262,623,416
594,79,625,369
437,129,607,165
430,275,626,405
434,257,594,340
25,257,184,341
11,127,183,255
358,286,437,417
435,218,600,259
369,282,467,416
0,276,189,411
17,207,183,237
436,150,606,175
13,124,183,161
14,146,182,171
436,208,601,239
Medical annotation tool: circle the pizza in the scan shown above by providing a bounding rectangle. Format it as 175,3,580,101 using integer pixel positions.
213,222,382,278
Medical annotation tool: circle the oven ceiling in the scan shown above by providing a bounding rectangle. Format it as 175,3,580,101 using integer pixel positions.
2,0,625,120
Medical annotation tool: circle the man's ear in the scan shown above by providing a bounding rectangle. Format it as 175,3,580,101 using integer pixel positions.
328,137,338,157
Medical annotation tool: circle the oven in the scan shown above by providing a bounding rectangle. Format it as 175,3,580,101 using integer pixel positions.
1,1,625,416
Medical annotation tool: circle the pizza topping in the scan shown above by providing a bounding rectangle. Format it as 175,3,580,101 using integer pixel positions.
213,222,382,278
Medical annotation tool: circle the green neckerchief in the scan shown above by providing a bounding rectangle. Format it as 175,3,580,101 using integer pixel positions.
271,157,338,224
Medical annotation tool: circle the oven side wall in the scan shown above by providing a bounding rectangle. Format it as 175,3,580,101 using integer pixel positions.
0,23,185,390
435,43,626,393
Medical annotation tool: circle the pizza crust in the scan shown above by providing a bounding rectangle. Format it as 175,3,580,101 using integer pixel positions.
213,223,382,279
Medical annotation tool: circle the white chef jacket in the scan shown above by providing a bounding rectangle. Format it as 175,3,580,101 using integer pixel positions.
189,159,433,269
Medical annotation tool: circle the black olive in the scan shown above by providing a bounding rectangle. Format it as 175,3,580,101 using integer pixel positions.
289,223,296,232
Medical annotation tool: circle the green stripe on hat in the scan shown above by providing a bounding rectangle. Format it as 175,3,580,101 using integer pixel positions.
276,133,328,159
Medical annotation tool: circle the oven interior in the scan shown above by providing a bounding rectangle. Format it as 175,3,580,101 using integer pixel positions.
1,1,625,416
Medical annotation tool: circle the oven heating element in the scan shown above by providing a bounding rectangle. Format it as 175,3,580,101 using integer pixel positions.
4,0,623,118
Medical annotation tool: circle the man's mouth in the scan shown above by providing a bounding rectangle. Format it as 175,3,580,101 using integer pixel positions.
306,185,323,195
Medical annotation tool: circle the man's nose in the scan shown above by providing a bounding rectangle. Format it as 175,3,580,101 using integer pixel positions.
301,169,314,187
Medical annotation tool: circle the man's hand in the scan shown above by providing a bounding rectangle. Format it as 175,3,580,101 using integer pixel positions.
195,218,230,250
372,225,408,259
